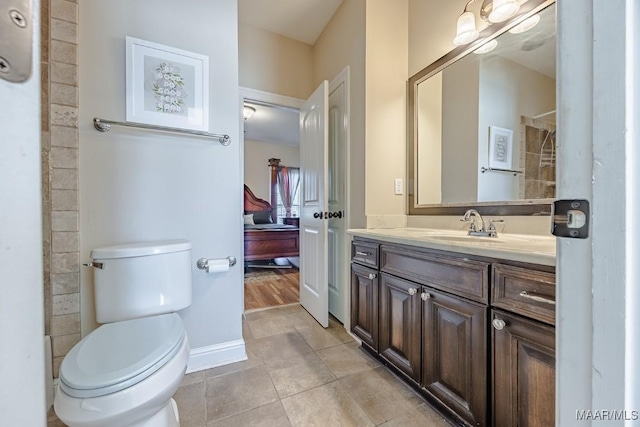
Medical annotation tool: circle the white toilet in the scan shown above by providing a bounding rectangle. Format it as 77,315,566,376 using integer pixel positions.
54,240,193,427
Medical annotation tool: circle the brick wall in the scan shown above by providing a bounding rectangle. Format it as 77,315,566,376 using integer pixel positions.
41,0,80,378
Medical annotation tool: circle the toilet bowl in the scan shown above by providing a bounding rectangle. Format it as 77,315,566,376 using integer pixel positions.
54,240,193,426
54,313,189,427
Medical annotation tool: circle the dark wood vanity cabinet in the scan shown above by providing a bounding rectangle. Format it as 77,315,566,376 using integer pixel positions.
378,273,422,382
350,263,379,351
492,310,555,427
422,288,487,427
350,237,556,427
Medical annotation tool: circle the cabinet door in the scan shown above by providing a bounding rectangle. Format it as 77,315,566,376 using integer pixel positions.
350,263,378,350
422,288,487,427
492,310,555,427
379,273,421,382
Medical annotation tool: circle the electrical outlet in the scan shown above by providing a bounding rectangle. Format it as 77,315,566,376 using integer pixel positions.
394,178,403,195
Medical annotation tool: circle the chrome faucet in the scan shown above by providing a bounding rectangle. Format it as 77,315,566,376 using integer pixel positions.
461,209,505,237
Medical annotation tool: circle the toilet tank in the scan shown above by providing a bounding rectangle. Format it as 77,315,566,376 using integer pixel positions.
90,240,192,323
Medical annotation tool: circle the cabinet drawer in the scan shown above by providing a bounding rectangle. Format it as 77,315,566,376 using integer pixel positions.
491,264,556,325
381,245,490,303
351,240,379,269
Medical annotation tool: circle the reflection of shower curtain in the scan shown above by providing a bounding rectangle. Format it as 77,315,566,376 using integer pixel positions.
277,166,300,217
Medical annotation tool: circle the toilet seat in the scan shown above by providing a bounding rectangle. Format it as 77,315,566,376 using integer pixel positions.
59,313,185,398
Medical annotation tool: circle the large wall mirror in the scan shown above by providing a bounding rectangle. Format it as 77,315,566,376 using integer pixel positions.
408,0,556,215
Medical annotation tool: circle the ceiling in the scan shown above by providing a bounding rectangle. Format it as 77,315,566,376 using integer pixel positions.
243,102,300,147
238,0,344,46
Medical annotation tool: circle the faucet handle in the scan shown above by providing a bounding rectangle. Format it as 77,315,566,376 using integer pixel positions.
487,218,506,236
488,218,506,227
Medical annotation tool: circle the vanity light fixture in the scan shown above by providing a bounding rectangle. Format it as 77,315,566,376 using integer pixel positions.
487,0,520,22
452,0,523,45
453,1,480,46
243,105,256,120
508,14,540,33
473,39,498,54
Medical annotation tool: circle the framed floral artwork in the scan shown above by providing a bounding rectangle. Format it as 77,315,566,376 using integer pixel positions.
488,126,514,170
125,37,209,131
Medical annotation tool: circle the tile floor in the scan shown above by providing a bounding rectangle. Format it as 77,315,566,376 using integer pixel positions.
48,304,452,426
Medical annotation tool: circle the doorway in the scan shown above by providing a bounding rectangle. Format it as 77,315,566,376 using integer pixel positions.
240,70,350,324
240,88,304,311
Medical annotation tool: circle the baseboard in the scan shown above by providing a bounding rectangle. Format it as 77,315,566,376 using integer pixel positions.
186,339,247,374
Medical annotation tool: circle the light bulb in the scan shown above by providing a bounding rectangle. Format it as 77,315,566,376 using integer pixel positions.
508,14,540,34
488,0,520,23
473,39,498,54
453,11,479,46
243,106,256,120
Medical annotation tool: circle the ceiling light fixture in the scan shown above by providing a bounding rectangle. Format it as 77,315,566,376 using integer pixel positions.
452,0,522,46
243,106,256,120
508,14,540,34
473,39,498,54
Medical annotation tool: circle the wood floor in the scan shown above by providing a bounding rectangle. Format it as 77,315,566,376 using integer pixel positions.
244,267,300,310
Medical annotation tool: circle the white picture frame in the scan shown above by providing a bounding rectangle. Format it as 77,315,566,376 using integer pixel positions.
488,126,514,170
125,36,209,131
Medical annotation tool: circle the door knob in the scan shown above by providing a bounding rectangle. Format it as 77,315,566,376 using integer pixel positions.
313,212,322,219
421,292,431,301
368,273,377,280
408,288,417,296
492,318,506,330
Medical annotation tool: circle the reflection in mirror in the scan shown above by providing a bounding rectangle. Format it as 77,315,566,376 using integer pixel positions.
413,2,556,211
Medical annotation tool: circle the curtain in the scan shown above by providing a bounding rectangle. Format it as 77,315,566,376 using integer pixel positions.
277,166,300,217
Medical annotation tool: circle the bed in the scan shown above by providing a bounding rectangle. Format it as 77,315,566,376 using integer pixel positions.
244,184,300,262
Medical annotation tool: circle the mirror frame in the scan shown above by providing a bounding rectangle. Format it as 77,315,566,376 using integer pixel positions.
408,0,556,216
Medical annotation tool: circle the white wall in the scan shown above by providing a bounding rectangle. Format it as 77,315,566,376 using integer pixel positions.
477,57,555,202
314,0,366,229
239,23,315,100
79,0,244,369
441,59,480,203
244,140,300,201
0,1,46,422
417,73,443,204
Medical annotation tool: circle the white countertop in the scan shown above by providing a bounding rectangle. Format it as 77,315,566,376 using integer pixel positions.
347,228,556,267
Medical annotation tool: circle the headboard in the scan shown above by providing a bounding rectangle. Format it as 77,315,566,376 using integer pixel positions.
244,185,273,216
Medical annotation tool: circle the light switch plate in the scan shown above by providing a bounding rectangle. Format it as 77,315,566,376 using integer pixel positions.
394,178,403,195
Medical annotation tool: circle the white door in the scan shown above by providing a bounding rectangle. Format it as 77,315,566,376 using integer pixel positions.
328,70,349,322
299,81,329,327
0,1,46,422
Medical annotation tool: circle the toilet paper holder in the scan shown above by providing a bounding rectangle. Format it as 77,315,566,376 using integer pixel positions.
196,256,236,270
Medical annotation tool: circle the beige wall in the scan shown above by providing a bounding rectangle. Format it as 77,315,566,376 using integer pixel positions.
364,0,409,218
244,140,300,202
239,23,315,99
313,0,366,229
409,0,491,76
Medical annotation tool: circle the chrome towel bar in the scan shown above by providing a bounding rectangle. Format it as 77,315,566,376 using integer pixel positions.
93,117,231,145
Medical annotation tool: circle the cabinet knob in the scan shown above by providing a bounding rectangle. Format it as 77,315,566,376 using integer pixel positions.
368,273,377,280
408,288,417,296
492,318,507,330
421,292,431,301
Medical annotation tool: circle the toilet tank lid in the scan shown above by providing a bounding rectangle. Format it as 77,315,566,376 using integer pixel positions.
91,239,191,259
